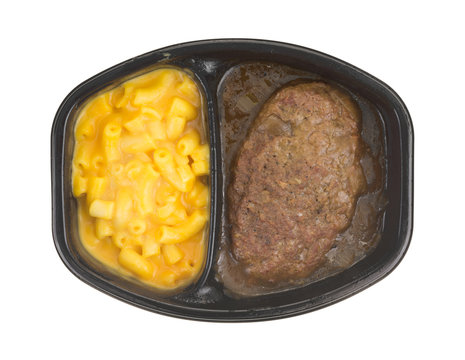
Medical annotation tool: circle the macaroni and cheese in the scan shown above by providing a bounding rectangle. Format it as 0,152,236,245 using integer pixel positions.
72,67,209,290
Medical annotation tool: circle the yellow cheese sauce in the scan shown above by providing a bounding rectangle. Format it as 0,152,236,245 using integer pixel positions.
72,67,209,290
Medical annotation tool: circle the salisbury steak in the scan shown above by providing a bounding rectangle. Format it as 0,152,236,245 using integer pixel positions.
229,82,367,284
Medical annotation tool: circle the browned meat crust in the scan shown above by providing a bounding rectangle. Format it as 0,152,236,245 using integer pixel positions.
229,82,366,284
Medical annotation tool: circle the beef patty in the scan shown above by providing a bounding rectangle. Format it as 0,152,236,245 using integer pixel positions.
229,82,367,284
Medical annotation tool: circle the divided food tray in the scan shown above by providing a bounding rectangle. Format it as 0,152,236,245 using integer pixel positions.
51,39,413,321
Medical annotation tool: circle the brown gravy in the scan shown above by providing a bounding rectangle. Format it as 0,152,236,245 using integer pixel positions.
216,62,386,297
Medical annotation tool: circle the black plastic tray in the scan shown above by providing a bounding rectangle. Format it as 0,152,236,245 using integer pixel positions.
51,39,413,322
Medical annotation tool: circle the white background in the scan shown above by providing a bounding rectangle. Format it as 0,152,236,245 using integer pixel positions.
1,1,464,359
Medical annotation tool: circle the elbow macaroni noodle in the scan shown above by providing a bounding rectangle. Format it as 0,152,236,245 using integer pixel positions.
72,68,209,289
